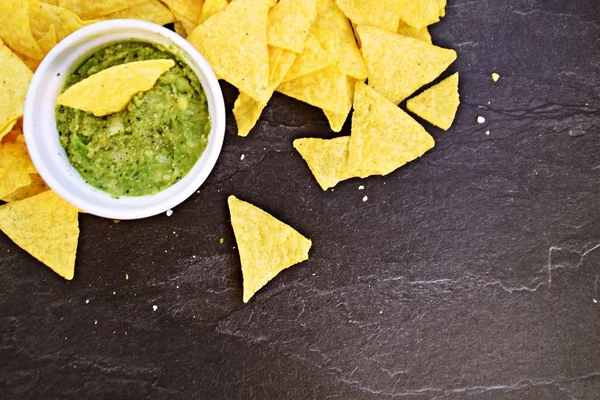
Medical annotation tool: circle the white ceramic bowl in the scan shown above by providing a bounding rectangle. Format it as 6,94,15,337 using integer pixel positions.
24,20,225,220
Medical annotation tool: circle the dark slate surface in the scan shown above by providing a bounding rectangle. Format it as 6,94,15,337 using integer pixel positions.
2,0,600,398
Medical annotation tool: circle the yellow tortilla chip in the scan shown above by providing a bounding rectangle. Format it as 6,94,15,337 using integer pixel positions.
294,136,356,190
397,21,432,43
0,1,44,59
234,47,297,137
439,0,447,17
1,174,49,202
282,33,332,83
0,140,37,198
358,25,456,104
30,1,91,43
188,0,270,102
0,190,79,280
322,76,356,132
349,82,435,177
171,9,197,36
0,119,18,142
199,0,228,24
311,0,366,80
397,0,441,29
57,0,147,19
228,195,312,303
0,42,33,138
56,59,175,117
102,0,176,26
37,24,58,55
407,72,460,131
173,21,187,37
160,0,203,23
267,0,317,53
335,0,403,32
277,65,353,115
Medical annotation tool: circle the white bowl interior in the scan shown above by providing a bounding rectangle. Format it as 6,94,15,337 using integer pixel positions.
24,20,225,220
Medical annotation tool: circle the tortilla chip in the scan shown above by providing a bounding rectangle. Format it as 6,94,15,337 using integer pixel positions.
57,0,147,19
0,190,79,280
173,21,187,37
439,0,447,17
335,0,403,32
0,43,33,139
37,24,58,55
102,0,176,26
267,0,317,53
0,1,44,59
311,0,366,80
277,65,353,115
0,119,18,142
397,0,442,29
349,82,435,177
234,47,296,136
0,140,37,198
228,195,312,303
358,25,456,104
406,72,459,131
397,21,432,43
1,174,49,202
188,0,270,102
294,136,357,190
282,33,332,82
56,59,175,117
30,1,90,43
160,0,203,23
199,0,228,24
323,109,348,133
171,9,197,36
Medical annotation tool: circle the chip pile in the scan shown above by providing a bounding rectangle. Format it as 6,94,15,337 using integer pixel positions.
0,0,461,301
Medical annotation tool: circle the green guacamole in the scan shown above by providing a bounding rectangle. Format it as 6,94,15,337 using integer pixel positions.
56,42,211,197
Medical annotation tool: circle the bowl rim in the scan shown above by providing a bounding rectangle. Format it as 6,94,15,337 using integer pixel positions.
23,19,226,220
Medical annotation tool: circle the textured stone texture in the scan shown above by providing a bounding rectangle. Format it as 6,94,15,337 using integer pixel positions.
1,0,600,398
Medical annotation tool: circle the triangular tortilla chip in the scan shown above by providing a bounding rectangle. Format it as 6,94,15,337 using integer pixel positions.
267,0,317,53
358,25,456,104
294,136,356,190
233,47,297,136
0,41,33,133
228,195,312,302
0,138,37,198
57,0,147,19
335,0,403,32
101,0,176,26
37,24,58,55
0,1,44,59
322,76,356,132
188,0,270,102
439,0,447,17
397,0,442,29
30,1,91,43
277,65,353,115
0,190,80,280
311,0,366,80
397,21,431,43
406,72,460,130
160,0,203,23
1,174,49,202
198,0,228,24
171,9,197,36
349,82,435,177
282,33,333,82
323,109,348,133
56,59,175,117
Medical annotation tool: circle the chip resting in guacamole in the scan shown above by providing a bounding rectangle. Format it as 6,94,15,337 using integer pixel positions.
56,42,211,197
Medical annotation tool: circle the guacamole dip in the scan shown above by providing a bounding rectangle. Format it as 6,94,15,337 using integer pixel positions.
56,42,211,197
